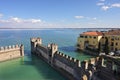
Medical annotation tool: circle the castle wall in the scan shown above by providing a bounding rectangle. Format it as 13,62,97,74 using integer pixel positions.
53,51,99,80
31,37,119,80
36,46,49,60
54,59,74,75
30,37,99,80
0,44,24,62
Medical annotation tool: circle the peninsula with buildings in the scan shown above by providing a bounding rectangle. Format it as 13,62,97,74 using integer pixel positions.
77,29,120,56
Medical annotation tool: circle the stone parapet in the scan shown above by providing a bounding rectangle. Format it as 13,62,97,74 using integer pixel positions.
0,44,24,62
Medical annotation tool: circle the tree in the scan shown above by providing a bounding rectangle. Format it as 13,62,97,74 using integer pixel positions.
104,37,109,54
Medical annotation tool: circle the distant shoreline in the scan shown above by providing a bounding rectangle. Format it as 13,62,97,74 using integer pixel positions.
0,28,119,30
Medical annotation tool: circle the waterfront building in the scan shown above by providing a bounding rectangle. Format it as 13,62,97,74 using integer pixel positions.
103,29,120,51
77,29,120,54
77,31,103,51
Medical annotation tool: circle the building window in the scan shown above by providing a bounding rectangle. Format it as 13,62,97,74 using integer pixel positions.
85,36,87,38
116,43,118,46
111,42,114,46
80,35,84,38
89,36,92,38
111,38,114,41
94,37,96,39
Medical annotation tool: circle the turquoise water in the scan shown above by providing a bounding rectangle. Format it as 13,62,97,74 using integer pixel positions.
0,29,104,80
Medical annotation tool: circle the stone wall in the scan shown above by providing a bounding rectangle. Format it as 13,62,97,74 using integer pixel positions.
30,37,102,80
53,51,101,80
0,44,24,62
31,38,118,80
36,45,49,61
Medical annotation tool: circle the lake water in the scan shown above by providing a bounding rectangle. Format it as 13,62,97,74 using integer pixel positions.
0,28,106,80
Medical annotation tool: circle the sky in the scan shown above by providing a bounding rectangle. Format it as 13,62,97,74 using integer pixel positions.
0,0,120,28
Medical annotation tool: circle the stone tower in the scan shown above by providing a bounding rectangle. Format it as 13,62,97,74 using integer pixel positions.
48,43,58,56
48,43,58,64
30,37,42,53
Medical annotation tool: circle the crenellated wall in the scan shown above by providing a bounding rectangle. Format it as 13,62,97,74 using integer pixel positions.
0,44,24,62
31,38,119,80
53,51,101,80
30,37,104,80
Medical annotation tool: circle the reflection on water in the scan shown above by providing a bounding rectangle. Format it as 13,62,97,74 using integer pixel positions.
0,54,66,80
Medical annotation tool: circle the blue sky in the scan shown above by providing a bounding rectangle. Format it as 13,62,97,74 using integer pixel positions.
0,0,120,28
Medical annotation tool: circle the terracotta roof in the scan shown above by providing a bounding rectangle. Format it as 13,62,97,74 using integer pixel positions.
81,31,103,36
104,29,120,35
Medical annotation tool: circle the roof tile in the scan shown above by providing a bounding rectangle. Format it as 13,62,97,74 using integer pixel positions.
82,31,103,36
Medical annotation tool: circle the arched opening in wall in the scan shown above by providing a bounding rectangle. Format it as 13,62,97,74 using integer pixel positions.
84,41,89,49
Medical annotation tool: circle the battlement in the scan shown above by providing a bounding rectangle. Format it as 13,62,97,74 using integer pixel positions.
31,37,41,42
56,51,81,67
47,43,58,56
48,43,56,47
0,44,23,52
31,37,42,45
31,37,42,53
56,51,99,69
0,44,24,62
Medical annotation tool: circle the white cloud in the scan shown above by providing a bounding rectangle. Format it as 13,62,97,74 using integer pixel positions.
0,15,119,28
0,17,43,28
97,1,120,11
101,3,120,11
111,3,120,8
93,17,97,20
0,13,3,18
97,3,104,6
0,20,9,23
10,17,22,23
74,16,84,19
101,6,110,11
100,0,105,2
30,19,41,23
6,17,42,23
75,16,97,21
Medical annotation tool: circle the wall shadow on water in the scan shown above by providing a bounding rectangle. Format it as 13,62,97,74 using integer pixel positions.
21,50,67,80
